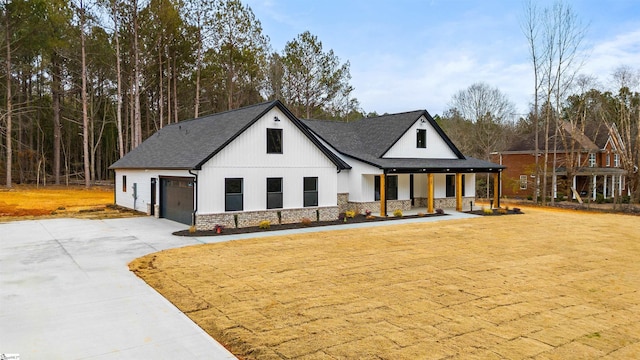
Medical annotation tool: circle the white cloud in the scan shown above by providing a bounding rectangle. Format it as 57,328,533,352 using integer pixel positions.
352,47,534,117
581,28,640,90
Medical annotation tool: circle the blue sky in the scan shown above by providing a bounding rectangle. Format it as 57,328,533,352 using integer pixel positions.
244,0,640,117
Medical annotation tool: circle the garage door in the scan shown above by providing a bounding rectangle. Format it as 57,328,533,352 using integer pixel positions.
160,177,194,225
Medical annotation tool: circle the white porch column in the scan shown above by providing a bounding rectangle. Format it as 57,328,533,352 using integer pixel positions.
572,176,577,199
612,176,616,199
603,175,608,198
619,175,623,196
553,174,557,199
592,175,597,201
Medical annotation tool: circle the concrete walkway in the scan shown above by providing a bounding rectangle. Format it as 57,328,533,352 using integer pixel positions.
0,211,477,359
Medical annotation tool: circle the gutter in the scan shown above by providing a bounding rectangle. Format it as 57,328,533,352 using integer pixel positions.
188,169,198,228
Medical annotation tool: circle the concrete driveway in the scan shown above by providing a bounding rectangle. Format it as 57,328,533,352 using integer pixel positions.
0,217,236,359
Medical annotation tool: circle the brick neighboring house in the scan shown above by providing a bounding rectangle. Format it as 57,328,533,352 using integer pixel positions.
492,122,628,201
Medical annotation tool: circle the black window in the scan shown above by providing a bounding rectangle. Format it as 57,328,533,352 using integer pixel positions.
267,178,283,209
303,177,318,207
417,129,426,148
122,175,127,192
446,175,455,197
267,128,282,154
375,175,398,201
461,174,466,196
225,178,243,211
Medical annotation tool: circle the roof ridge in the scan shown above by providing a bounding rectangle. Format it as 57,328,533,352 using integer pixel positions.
364,109,425,120
168,100,278,126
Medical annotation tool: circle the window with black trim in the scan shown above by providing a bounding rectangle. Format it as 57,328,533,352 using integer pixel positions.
303,177,318,207
461,174,466,196
267,177,283,209
446,175,455,197
416,129,426,148
122,175,127,192
267,128,282,153
225,178,243,211
374,175,398,201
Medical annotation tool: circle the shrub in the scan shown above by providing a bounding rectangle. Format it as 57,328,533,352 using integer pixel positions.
393,209,403,217
596,193,605,204
435,208,444,215
620,195,631,204
365,215,375,220
417,212,425,217
214,224,224,233
513,207,521,214
497,208,507,215
258,220,271,229
345,210,356,218
365,209,372,216
301,217,312,226
556,193,565,202
527,196,533,201
482,207,494,215
338,213,346,221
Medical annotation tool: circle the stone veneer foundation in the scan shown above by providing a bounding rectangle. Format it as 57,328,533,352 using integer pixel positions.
185,195,477,230
346,200,412,214
196,206,339,230
336,193,475,214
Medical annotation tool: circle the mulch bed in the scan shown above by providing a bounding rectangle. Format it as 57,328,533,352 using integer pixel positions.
466,208,524,216
174,212,448,237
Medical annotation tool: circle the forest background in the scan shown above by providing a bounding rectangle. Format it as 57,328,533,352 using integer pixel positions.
0,0,638,202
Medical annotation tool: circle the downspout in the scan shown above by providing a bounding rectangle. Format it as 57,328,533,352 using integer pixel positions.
188,169,198,228
113,171,116,205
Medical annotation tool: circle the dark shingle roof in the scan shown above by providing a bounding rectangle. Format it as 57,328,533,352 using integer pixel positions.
110,100,349,170
302,111,501,172
506,121,612,152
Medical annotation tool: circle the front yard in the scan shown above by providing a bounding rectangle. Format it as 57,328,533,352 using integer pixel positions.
131,207,640,359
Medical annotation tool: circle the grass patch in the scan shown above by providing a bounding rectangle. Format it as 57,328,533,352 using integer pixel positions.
0,185,139,221
130,207,640,359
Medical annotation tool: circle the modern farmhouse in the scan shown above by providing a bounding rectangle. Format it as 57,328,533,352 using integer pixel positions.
110,100,504,229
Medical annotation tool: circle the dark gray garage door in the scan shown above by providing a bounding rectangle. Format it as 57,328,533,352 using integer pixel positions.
160,177,194,225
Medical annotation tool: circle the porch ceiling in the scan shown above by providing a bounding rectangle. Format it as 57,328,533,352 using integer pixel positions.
556,167,627,176
377,156,504,174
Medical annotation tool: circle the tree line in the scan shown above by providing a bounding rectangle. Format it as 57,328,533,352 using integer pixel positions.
0,0,359,188
438,1,639,203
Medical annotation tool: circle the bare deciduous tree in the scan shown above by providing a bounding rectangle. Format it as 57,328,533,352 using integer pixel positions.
447,82,516,198
522,0,586,204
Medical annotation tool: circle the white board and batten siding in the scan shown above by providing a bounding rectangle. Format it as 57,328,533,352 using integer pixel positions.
197,107,338,214
383,116,458,159
115,169,191,212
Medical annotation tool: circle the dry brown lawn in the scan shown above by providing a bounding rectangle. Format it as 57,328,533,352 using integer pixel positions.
130,207,640,359
0,185,138,221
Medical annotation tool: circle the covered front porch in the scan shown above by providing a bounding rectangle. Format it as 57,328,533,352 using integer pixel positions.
555,167,627,201
373,168,503,217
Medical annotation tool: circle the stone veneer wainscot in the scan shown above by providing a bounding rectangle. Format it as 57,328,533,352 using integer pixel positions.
196,206,339,230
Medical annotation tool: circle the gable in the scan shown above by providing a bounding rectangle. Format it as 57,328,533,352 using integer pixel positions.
203,107,338,169
109,100,348,171
383,115,459,159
